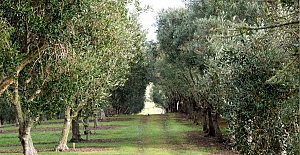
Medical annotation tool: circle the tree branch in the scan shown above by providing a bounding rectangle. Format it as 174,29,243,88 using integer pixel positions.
241,20,299,30
0,39,46,96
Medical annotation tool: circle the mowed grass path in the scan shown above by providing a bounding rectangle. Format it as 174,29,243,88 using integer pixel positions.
0,114,213,155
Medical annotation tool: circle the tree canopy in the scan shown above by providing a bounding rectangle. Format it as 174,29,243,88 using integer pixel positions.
0,0,147,154
153,0,299,154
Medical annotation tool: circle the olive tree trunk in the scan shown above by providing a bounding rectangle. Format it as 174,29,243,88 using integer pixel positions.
207,105,215,136
70,117,82,142
205,105,224,142
201,107,208,133
212,112,224,142
84,117,90,140
18,120,37,155
93,117,98,128
56,106,72,151
13,79,38,155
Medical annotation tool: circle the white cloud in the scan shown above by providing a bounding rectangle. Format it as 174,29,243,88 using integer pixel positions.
139,0,184,41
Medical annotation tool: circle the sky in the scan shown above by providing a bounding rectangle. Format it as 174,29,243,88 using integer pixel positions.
139,0,185,41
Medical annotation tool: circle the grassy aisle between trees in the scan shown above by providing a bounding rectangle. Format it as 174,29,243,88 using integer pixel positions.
0,114,227,155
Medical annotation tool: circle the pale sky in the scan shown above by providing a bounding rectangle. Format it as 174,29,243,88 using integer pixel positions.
140,0,184,41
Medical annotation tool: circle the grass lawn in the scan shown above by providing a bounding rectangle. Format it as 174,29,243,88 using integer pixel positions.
0,113,233,155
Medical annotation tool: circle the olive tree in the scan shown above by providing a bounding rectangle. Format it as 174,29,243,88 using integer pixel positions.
201,0,299,154
155,7,225,141
153,0,299,154
0,0,146,154
0,1,86,154
53,0,147,151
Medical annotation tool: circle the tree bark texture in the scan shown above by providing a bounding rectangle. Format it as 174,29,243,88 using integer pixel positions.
19,122,37,155
93,117,98,128
207,106,215,136
191,98,199,125
0,77,13,96
188,100,194,119
193,108,200,125
13,79,38,155
168,103,172,113
201,107,208,133
84,117,90,140
70,117,82,142
56,106,72,151
211,112,224,142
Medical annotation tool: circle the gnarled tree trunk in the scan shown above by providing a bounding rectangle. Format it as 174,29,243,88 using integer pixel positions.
201,107,208,133
18,120,37,155
193,106,200,125
212,112,224,142
56,106,72,151
70,117,82,142
13,79,38,155
207,105,215,136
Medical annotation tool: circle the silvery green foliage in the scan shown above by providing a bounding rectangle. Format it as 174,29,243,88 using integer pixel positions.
156,0,299,154
209,25,299,154
0,0,146,122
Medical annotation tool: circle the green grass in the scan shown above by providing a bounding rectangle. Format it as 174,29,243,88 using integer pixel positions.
0,114,212,155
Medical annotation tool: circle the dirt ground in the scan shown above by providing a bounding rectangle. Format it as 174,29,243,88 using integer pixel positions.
175,113,239,155
185,130,239,155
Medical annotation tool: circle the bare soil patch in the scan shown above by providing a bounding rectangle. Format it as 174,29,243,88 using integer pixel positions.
106,117,134,121
139,115,149,123
174,113,238,154
57,146,110,152
82,138,135,143
185,131,236,154
1,124,123,134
